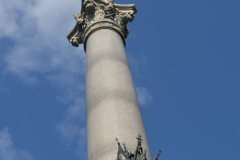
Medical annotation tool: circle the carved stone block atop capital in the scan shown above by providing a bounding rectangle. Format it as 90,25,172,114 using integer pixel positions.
66,0,137,49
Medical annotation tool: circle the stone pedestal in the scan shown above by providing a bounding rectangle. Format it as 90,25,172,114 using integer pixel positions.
67,1,152,160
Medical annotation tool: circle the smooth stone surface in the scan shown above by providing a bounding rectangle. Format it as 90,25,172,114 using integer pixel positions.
86,29,151,160
87,59,138,114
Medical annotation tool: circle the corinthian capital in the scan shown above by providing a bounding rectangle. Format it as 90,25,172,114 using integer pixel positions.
94,0,114,5
67,0,137,49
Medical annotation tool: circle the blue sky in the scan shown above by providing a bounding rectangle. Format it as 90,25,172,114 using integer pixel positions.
0,0,240,160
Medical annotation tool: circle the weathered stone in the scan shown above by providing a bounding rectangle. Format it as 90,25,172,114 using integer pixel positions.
86,29,151,160
67,0,137,50
66,1,156,160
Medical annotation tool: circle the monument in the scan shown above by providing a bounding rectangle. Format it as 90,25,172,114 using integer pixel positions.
67,0,160,159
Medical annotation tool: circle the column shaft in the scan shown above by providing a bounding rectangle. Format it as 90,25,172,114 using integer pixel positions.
86,29,151,160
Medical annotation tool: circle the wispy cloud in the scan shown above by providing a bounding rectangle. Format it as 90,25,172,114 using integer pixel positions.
56,97,87,159
0,0,152,159
0,127,34,160
128,53,153,106
1,0,85,82
136,87,153,107
0,0,86,158
128,53,147,78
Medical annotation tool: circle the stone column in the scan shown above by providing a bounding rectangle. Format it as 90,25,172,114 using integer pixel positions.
86,29,151,160
67,1,152,160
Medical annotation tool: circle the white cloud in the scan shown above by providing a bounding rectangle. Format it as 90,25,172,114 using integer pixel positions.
127,53,153,106
0,0,86,158
56,97,87,158
0,0,151,159
0,127,34,160
1,0,85,83
136,87,153,106
128,53,147,78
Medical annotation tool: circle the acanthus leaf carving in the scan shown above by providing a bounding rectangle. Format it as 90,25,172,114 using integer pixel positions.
67,0,137,47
